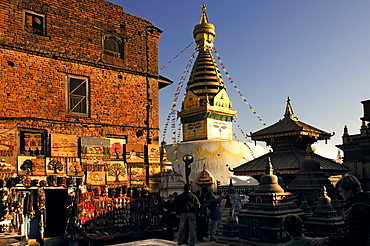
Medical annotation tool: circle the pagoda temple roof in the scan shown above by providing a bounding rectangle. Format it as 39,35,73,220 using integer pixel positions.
231,149,349,177
251,118,332,140
251,97,332,141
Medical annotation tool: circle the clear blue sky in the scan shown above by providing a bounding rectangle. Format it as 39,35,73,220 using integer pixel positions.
111,0,370,160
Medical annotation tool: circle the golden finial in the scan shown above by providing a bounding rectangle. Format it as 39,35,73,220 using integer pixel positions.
284,96,295,121
266,157,273,175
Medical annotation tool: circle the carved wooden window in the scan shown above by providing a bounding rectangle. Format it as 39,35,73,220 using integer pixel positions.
103,36,123,58
24,10,46,36
67,75,89,116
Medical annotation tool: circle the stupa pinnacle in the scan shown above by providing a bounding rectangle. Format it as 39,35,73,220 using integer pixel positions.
165,4,267,192
178,4,236,141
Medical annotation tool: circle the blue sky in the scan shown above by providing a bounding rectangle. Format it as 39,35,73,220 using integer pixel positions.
111,0,370,160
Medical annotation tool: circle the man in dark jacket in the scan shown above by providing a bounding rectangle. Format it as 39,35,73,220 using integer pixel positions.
176,184,200,246
162,194,177,241
311,174,370,246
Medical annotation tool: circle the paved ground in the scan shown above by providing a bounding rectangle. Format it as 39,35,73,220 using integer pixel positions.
112,238,221,246
171,230,221,246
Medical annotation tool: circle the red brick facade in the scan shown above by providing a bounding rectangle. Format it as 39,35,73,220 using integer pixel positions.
0,0,163,186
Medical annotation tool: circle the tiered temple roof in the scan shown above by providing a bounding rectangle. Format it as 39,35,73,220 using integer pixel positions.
232,98,348,178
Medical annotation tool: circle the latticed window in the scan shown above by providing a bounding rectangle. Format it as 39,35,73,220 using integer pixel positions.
67,76,89,116
103,36,123,58
24,10,46,36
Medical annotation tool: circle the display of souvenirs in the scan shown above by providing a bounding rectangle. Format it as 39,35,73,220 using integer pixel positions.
0,129,15,174
20,132,44,156
109,139,126,160
46,175,57,186
80,137,110,160
148,144,160,164
81,138,110,186
67,158,83,176
126,144,144,163
112,198,131,227
130,166,145,185
17,156,35,176
51,134,78,157
32,159,46,176
0,158,15,173
46,158,66,176
86,171,106,186
107,161,128,184
77,192,131,228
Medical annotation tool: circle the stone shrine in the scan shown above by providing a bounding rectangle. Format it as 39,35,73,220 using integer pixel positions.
286,158,337,208
233,158,303,245
305,186,346,238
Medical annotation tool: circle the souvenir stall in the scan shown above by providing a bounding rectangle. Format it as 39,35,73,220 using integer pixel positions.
0,132,163,245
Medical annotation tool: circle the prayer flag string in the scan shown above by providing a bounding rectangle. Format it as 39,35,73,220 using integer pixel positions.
213,47,266,126
162,49,197,143
233,118,252,142
177,124,182,143
159,42,194,72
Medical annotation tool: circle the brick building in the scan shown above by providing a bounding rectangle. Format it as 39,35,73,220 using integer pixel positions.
0,0,170,244
337,99,370,190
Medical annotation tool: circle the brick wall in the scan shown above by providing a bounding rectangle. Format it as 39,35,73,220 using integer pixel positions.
0,0,161,181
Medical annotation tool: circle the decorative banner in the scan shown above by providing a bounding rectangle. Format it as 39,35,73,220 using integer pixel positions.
51,134,78,157
86,171,106,186
0,130,16,174
126,144,144,163
22,132,44,155
213,47,266,126
162,49,197,143
148,144,160,164
67,158,84,177
86,161,106,185
46,157,66,176
32,159,46,176
80,137,110,160
80,137,110,184
107,161,128,184
18,156,36,176
109,138,126,160
130,166,145,185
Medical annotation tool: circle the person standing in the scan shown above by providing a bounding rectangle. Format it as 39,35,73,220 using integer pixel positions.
311,174,370,246
195,191,208,242
205,192,224,241
162,194,177,241
176,184,200,246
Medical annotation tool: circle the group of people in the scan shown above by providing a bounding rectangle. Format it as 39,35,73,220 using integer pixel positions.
161,184,224,246
162,174,370,246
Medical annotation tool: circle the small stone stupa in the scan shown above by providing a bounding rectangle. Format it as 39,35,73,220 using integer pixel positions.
234,158,303,245
286,155,337,209
304,186,346,238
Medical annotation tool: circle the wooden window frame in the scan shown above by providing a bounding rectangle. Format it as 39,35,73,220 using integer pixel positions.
24,10,46,36
103,36,124,59
66,75,89,117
